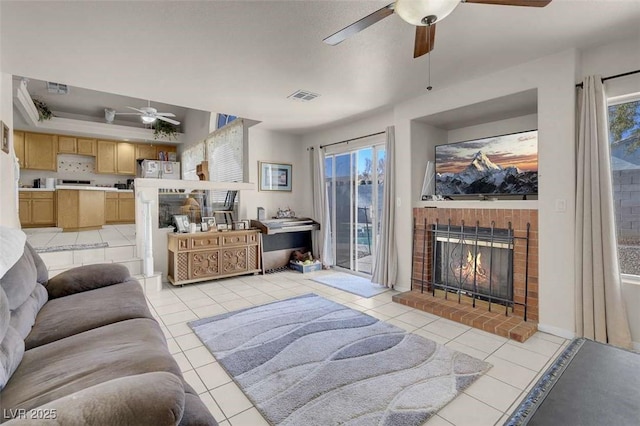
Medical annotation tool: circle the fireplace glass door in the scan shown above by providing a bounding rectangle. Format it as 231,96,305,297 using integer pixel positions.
434,229,514,303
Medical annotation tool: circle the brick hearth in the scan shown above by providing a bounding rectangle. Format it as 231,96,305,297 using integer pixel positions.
399,207,538,342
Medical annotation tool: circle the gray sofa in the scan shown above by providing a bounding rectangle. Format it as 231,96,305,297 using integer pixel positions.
0,231,217,425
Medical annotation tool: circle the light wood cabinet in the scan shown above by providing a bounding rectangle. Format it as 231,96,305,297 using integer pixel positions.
156,145,177,160
77,138,97,156
58,136,97,156
24,133,57,171
97,140,117,174
97,141,135,175
57,136,77,154
19,191,56,227
167,230,261,286
57,189,105,231
14,131,25,168
136,144,157,160
117,143,135,175
105,192,135,223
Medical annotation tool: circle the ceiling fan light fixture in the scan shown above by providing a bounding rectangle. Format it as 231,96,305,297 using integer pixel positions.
141,115,157,124
395,0,460,26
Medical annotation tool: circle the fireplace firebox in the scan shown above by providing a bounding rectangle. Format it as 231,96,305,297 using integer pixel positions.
433,225,513,304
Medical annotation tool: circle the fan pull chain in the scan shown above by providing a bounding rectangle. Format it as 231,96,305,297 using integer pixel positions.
427,25,433,91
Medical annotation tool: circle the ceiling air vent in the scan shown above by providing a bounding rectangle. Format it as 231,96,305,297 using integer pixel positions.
287,90,319,102
47,82,69,94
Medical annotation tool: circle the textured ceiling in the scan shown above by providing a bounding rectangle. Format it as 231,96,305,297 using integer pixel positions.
2,0,639,134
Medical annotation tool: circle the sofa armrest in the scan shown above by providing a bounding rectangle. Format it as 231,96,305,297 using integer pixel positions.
45,264,131,299
3,372,186,426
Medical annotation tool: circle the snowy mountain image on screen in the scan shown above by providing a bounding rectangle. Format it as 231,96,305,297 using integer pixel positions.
436,151,538,195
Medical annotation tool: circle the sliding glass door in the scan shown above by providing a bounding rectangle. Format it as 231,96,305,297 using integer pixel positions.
325,144,385,274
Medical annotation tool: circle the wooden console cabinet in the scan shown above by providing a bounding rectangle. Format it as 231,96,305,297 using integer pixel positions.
167,230,261,286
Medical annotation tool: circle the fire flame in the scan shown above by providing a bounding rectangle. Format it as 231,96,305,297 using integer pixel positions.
456,250,488,283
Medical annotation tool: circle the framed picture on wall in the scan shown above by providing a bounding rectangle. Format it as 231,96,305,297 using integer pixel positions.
259,162,292,192
1,121,9,154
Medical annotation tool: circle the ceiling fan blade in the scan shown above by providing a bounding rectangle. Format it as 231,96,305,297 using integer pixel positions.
156,116,180,126
126,106,145,113
155,112,176,117
323,3,395,46
414,25,436,58
464,0,551,7
113,112,141,115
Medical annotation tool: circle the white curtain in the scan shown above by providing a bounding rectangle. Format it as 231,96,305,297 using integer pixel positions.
575,76,632,348
372,126,397,288
312,147,333,267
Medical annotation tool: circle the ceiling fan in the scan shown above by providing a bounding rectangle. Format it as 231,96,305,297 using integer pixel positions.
323,0,552,59
104,101,180,125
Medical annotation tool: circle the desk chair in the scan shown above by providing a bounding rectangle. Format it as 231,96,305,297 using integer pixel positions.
213,190,238,225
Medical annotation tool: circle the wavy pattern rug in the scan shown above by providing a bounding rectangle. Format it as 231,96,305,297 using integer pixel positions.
189,293,490,425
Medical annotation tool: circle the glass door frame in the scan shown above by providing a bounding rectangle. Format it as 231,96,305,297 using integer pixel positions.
325,139,385,275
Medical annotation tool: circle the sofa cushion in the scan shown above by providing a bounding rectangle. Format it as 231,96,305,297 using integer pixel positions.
0,318,181,413
0,239,48,391
25,243,48,286
9,285,47,339
25,279,153,350
45,263,131,299
0,326,24,391
3,372,186,426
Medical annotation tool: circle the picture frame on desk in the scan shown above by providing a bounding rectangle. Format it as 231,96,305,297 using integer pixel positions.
233,221,246,230
217,223,229,231
173,214,190,233
202,216,216,231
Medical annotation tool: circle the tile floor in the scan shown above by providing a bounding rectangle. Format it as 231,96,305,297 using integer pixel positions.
24,224,136,249
141,270,569,426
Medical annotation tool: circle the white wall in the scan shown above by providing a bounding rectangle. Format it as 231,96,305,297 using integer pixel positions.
395,50,578,336
410,122,446,202
241,126,307,220
1,76,20,227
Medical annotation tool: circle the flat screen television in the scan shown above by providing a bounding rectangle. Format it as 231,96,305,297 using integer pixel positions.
435,129,538,196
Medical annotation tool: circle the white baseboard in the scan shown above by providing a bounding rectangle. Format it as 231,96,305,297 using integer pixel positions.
537,323,576,340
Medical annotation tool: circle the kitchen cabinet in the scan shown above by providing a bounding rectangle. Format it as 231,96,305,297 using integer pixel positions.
167,230,261,286
14,131,25,168
136,144,157,160
105,192,135,223
57,136,77,154
97,141,135,175
117,143,136,175
58,136,96,156
77,138,97,156
19,191,56,227
57,189,106,231
24,132,57,171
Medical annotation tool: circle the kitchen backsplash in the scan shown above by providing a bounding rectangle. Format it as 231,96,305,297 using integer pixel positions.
58,154,95,173
19,154,131,187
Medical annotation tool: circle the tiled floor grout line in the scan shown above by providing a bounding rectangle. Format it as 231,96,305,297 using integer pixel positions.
141,270,567,426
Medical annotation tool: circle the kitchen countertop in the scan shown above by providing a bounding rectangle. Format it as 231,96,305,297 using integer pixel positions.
20,187,134,192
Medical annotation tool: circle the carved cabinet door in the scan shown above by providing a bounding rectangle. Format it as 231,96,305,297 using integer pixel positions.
220,247,249,275
189,250,220,279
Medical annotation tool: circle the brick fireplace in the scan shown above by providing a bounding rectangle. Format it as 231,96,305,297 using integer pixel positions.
393,207,538,342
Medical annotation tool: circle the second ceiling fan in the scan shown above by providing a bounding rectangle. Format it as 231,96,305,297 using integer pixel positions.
324,0,552,58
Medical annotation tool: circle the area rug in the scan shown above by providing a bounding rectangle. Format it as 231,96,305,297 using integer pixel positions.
505,338,640,426
189,293,490,425
34,242,108,253
311,272,388,298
